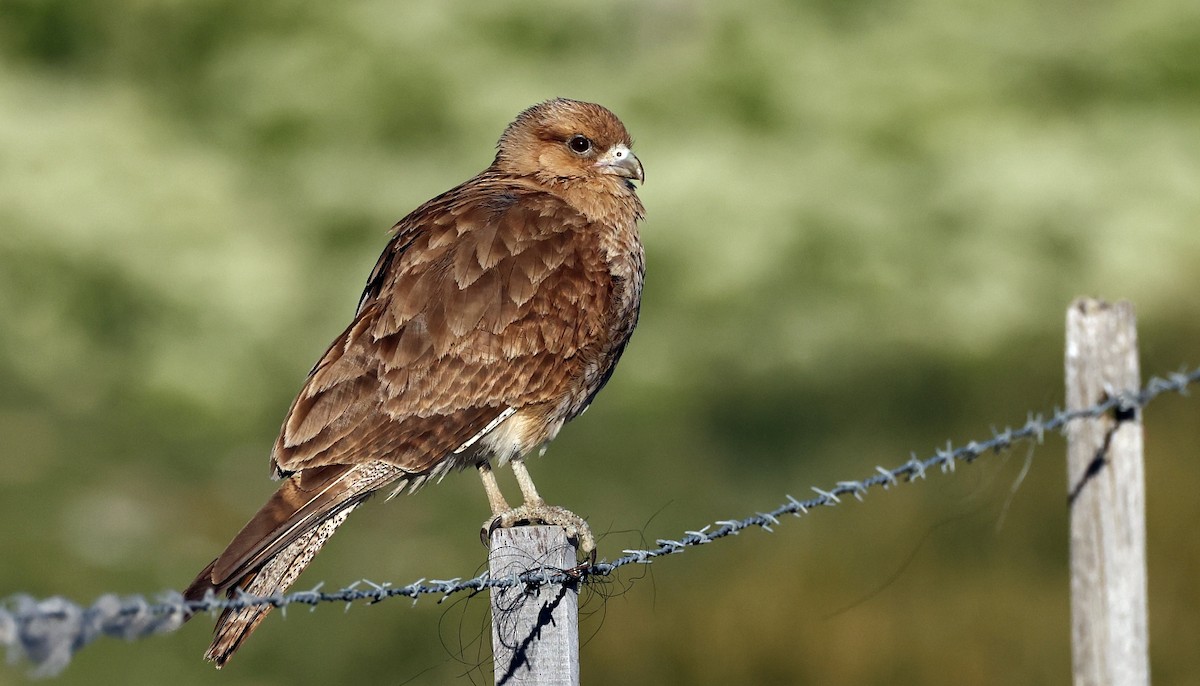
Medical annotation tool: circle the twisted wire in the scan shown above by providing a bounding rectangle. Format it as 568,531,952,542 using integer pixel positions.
3,366,1196,677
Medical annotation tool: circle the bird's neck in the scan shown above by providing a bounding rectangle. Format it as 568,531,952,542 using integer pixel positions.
539,173,645,228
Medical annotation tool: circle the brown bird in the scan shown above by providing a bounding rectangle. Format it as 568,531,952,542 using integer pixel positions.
182,98,645,666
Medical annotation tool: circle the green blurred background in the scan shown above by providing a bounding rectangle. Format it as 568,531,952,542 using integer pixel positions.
1,0,1198,683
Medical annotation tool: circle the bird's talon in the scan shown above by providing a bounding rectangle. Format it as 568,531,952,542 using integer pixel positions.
483,504,595,563
480,513,509,547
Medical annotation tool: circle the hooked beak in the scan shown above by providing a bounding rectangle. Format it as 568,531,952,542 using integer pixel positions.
595,144,644,184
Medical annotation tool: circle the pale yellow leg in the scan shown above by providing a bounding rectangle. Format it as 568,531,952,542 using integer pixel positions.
477,462,511,516
510,458,544,506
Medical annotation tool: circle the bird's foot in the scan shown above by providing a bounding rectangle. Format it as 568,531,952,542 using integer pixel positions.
481,502,596,564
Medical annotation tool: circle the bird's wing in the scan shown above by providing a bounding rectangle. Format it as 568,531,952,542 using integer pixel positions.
272,179,615,476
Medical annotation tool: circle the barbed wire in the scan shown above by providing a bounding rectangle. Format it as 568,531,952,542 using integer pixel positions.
3,366,1197,677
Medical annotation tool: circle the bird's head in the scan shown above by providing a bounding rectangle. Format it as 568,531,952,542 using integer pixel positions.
494,99,644,191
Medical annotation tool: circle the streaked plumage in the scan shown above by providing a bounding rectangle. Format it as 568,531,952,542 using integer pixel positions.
182,98,645,666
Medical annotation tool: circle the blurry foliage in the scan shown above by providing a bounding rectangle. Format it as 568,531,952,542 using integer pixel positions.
1,0,1198,684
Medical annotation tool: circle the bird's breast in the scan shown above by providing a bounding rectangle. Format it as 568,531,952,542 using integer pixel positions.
553,219,644,423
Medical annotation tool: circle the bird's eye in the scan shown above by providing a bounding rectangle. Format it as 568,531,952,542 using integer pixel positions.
567,135,592,154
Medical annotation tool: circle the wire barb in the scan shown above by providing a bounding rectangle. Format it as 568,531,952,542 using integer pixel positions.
2,365,1198,676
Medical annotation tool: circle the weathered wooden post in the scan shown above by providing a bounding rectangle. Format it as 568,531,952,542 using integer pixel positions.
1065,298,1149,686
488,526,580,686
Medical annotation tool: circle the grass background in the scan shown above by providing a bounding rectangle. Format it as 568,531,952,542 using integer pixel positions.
1,0,1198,683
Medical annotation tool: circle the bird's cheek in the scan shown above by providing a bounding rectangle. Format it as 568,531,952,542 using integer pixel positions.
537,150,561,173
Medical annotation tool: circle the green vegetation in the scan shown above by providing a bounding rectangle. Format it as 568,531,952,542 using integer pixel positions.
2,1,1198,683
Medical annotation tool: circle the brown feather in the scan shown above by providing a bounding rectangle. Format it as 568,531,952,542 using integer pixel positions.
184,99,646,665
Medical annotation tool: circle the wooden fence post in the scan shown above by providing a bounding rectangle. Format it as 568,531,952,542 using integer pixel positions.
1065,298,1150,686
489,526,580,686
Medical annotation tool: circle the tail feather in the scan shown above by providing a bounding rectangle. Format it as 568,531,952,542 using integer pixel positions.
202,503,358,666
184,461,406,666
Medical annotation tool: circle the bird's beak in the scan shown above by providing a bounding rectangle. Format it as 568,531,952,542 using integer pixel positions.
595,144,644,184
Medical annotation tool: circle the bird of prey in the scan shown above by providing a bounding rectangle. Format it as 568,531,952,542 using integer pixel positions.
182,98,645,666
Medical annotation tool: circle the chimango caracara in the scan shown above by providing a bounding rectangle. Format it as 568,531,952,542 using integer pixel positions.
182,99,645,666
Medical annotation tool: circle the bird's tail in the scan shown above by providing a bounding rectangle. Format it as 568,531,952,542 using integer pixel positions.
183,461,405,667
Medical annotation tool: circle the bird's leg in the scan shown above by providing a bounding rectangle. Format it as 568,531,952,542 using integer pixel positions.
510,457,544,506
477,462,512,546
486,458,595,563
477,461,511,515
